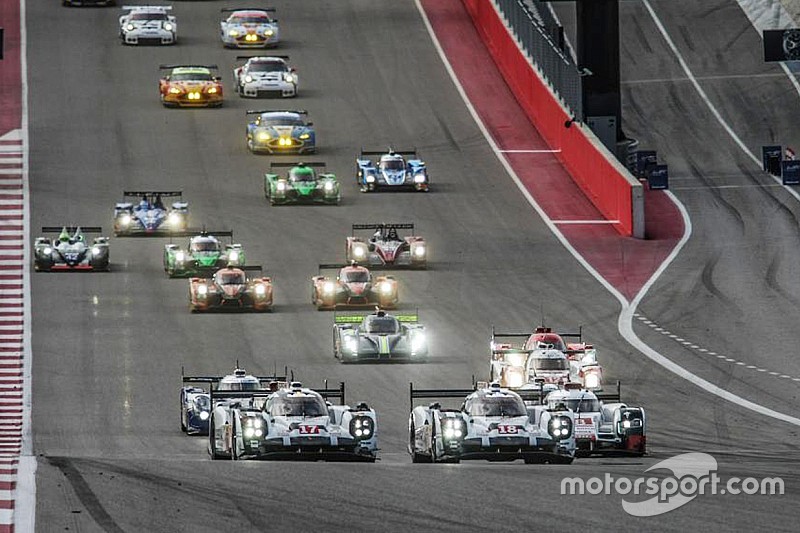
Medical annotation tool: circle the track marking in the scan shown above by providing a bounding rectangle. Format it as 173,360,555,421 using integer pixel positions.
552,219,621,225
497,149,562,153
622,72,789,84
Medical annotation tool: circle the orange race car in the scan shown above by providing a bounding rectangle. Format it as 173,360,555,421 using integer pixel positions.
159,64,223,108
189,265,273,312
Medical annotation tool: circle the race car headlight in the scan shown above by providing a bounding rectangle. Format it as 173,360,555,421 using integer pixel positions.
411,332,426,352
264,29,274,36
175,251,185,262
414,173,426,183
276,181,286,191
229,30,239,37
168,212,182,226
207,87,218,94
126,23,135,32
42,246,52,256
352,245,366,258
323,181,334,191
163,22,174,32
284,73,295,83
548,416,573,441
199,411,209,421
441,418,466,441
91,246,102,256
505,367,525,389
244,75,253,83
197,284,208,295
584,372,600,390
298,133,310,140
169,87,182,94
365,175,375,183
413,245,426,258
380,281,393,295
228,250,240,262
257,131,271,141
119,213,131,226
350,416,374,440
622,420,631,429
255,284,267,296
323,281,335,294
244,427,255,439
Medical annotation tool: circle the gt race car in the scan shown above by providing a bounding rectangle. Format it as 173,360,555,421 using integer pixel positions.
220,8,279,48
264,162,340,205
119,5,176,45
246,110,315,154
234,55,297,98
311,263,398,310
408,382,576,464
113,190,188,236
164,230,244,278
355,148,429,192
208,381,378,462
544,383,646,456
33,226,110,272
159,65,223,108
180,367,286,435
346,223,426,268
189,265,273,312
333,310,427,363
490,326,603,390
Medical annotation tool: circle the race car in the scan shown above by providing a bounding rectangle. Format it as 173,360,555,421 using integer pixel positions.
220,8,279,48
63,0,115,6
346,223,426,268
233,55,297,98
180,367,286,435
355,148,429,192
163,230,244,278
264,162,340,205
119,5,176,45
311,263,398,310
408,382,576,464
544,383,646,456
489,326,603,390
113,191,188,236
208,381,378,462
189,265,273,312
33,226,110,272
245,110,315,154
333,310,427,362
159,65,223,108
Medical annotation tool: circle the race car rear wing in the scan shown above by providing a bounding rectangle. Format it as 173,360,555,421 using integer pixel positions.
221,7,276,12
360,148,417,157
409,384,475,411
334,310,419,325
123,190,182,198
351,223,415,235
122,5,172,10
269,162,326,169
491,325,583,350
41,226,103,234
159,64,218,70
246,109,307,115
316,381,346,405
236,55,289,61
167,229,234,240
182,369,287,389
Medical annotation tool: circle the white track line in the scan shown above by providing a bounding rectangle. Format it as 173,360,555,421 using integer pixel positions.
417,0,800,427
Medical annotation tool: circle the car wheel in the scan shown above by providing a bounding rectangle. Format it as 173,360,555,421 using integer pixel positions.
180,407,187,433
409,423,432,463
209,420,222,460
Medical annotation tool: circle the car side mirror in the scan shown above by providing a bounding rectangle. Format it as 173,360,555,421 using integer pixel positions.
213,76,222,82
306,122,314,126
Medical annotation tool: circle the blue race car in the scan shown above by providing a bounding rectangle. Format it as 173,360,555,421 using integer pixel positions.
245,109,315,154
114,190,188,236
355,148,429,192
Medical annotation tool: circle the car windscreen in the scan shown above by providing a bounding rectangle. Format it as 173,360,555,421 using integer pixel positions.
193,396,210,410
249,62,286,73
190,241,219,252
532,358,568,371
231,15,271,24
365,317,400,334
269,396,328,417
529,337,566,351
217,381,260,391
562,398,601,413
262,117,304,127
466,396,526,417
218,271,245,285
289,169,315,182
341,270,369,283
380,159,405,171
171,72,213,82
130,12,168,20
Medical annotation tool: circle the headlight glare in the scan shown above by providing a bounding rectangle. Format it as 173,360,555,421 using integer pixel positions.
380,282,393,295
199,411,209,421
228,250,240,262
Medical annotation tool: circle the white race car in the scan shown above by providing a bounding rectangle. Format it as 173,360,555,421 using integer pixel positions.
119,5,176,45
220,8,279,48
208,381,378,461
233,55,297,98
545,383,646,456
408,382,576,464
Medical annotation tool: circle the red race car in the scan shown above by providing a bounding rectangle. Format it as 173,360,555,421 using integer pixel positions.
189,266,272,312
311,263,398,310
159,64,223,108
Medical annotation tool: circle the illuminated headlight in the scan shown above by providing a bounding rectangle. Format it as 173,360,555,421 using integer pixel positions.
365,175,375,183
199,411,209,421
244,427,255,439
42,246,52,255
323,181,334,191
413,246,426,258
91,246,102,256
229,30,239,37
323,281,335,294
411,333,426,352
622,420,631,429
228,250,240,262
164,22,174,31
505,368,525,389
126,23,135,31
257,131,271,141
413,174,426,183
350,417,374,440
120,214,131,226
352,246,366,258
505,352,527,368
284,73,295,83
207,87,218,94
168,87,182,94
244,75,253,83
175,251,185,262
298,133,310,140
255,284,266,296
380,282,393,295
584,372,600,390
264,29,274,36
278,137,291,146
441,418,465,441
276,181,286,191
255,429,263,437
548,416,573,440
197,284,208,295
168,212,182,226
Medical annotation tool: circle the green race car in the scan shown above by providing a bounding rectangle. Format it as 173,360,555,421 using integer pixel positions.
264,162,341,205
163,230,245,278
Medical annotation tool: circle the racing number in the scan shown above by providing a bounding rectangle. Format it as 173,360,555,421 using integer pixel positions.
299,425,320,435
497,425,518,435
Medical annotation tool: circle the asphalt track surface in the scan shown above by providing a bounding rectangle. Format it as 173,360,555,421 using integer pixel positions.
29,1,800,531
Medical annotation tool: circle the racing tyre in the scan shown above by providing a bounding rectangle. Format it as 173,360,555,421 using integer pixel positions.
409,423,432,463
209,421,223,460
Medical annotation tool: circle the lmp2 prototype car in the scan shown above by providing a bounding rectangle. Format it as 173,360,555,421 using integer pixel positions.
333,310,427,363
264,162,340,205
113,191,188,236
346,223,426,268
180,367,286,435
544,383,646,456
159,65,223,108
164,230,244,278
234,56,297,98
490,327,603,390
311,263,398,310
33,227,110,272
189,266,273,312
119,5,176,45
408,382,576,464
355,149,429,192
220,8,279,48
246,110,315,154
208,381,378,462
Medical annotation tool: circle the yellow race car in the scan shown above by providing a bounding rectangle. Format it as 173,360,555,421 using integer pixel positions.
159,65,223,108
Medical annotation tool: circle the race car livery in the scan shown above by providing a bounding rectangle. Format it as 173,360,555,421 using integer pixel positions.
113,190,188,236
220,8,279,48
163,230,244,278
355,148,429,192
159,65,223,108
234,55,297,98
544,383,646,456
208,381,378,462
333,310,427,362
119,5,176,45
490,326,603,390
311,263,398,310
33,226,110,272
246,110,315,154
180,367,286,435
264,162,340,205
408,383,576,464
346,223,426,268
189,265,273,312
